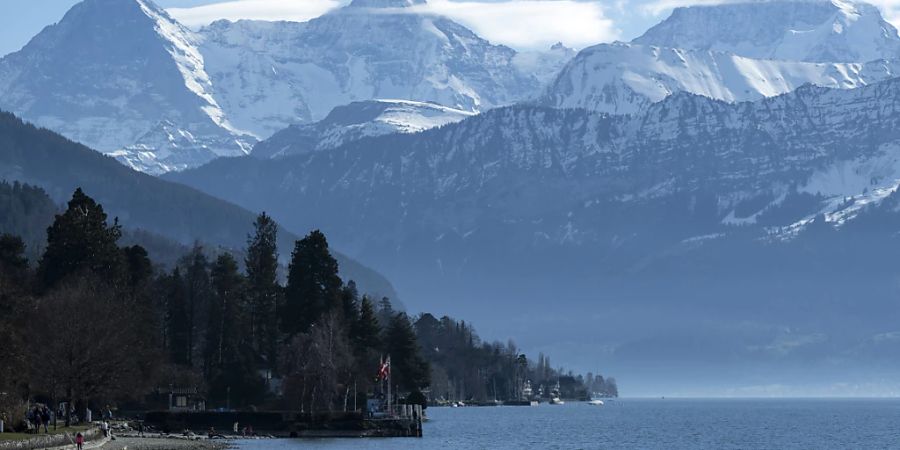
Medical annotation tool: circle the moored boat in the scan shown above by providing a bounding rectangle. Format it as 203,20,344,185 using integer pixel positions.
549,381,565,405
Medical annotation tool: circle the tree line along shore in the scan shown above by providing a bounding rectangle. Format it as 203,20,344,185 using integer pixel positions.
0,183,616,436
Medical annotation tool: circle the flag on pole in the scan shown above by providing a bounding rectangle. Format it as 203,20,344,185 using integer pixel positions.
377,355,391,380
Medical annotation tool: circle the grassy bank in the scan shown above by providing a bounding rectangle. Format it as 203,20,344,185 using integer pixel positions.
0,425,91,441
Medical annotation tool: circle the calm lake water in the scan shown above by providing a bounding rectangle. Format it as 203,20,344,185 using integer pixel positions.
233,399,900,449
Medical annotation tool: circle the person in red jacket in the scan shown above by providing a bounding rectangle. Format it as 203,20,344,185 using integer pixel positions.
75,432,84,450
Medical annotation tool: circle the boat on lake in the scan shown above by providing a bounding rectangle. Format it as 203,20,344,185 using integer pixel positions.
549,382,564,405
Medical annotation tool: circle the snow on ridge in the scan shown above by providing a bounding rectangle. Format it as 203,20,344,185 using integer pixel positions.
136,0,252,145
773,143,900,238
544,41,900,114
636,0,900,63
371,99,476,133
375,99,478,115
776,182,900,239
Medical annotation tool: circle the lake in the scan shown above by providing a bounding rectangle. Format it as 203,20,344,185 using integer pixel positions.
233,399,900,449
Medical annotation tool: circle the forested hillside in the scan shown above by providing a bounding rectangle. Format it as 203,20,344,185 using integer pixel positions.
0,189,613,431
0,111,395,298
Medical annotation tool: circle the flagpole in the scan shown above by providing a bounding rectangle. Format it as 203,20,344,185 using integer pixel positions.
387,354,392,416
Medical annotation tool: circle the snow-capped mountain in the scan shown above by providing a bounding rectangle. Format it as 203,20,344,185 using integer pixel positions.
197,0,544,140
253,100,474,159
109,120,254,175
0,0,254,174
513,43,578,88
543,0,900,114
0,0,566,174
634,0,900,63
544,42,900,115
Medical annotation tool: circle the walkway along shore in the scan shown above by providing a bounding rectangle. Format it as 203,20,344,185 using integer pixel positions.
0,428,107,450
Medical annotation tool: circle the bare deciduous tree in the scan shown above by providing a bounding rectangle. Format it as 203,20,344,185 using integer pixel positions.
281,313,354,413
28,276,156,413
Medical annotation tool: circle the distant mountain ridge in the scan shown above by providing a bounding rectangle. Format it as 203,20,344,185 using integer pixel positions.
172,79,900,253
252,100,475,159
166,76,900,387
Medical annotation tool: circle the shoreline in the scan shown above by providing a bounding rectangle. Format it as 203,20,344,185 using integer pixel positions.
99,436,232,450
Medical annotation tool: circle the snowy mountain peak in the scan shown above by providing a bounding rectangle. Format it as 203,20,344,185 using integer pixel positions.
0,0,563,175
252,99,474,159
0,0,251,174
66,0,157,15
348,0,426,8
543,0,900,115
635,0,900,62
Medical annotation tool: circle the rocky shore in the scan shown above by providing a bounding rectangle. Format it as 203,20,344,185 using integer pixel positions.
99,436,231,450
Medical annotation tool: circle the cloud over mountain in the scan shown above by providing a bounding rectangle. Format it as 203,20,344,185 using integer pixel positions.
167,0,619,50
167,0,343,26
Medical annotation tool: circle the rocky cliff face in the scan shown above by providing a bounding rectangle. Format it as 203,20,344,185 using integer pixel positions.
169,78,900,265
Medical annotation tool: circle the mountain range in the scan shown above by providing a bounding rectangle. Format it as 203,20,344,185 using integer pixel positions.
169,75,900,393
4,0,900,393
0,0,569,174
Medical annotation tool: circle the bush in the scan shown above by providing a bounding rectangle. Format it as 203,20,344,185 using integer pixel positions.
0,396,28,432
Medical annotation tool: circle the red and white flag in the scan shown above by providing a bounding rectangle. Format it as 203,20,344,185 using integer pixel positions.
377,355,391,380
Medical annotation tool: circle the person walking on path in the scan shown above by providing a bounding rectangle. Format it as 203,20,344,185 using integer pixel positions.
41,407,50,433
32,408,43,434
137,420,145,437
75,432,84,450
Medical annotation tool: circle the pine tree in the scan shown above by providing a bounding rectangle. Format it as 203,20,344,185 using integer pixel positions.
0,234,29,401
205,253,244,376
341,280,360,328
122,245,152,299
350,295,383,388
205,253,267,408
38,188,122,288
180,244,211,368
385,313,431,392
166,268,190,366
353,295,382,350
245,212,280,370
0,233,28,280
377,296,394,328
282,230,342,335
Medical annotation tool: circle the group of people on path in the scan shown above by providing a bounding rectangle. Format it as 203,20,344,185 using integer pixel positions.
25,405,50,434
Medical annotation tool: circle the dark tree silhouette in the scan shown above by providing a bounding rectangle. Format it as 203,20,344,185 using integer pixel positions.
38,188,122,288
245,212,280,370
283,230,342,335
